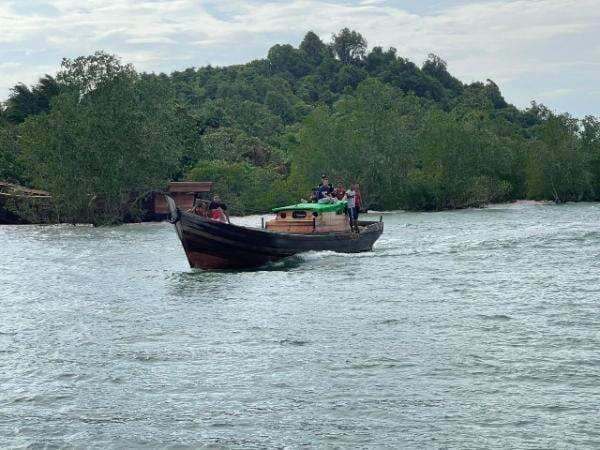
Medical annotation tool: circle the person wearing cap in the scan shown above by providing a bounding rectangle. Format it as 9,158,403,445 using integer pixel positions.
316,176,334,201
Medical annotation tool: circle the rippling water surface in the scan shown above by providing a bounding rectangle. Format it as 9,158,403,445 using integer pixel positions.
1,202,599,448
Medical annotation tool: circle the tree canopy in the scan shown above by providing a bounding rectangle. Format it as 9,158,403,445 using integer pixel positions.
1,29,598,223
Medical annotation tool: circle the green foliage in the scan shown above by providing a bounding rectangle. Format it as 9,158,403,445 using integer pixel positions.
422,54,463,94
20,71,180,224
331,28,367,64
265,91,294,123
300,31,327,66
581,116,600,197
294,79,517,211
4,75,60,124
267,44,310,78
408,111,513,210
0,122,25,183
2,28,600,224
187,160,296,214
526,114,590,202
57,50,135,95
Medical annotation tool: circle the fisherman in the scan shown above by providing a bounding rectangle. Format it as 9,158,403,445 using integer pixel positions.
332,183,345,201
208,195,229,223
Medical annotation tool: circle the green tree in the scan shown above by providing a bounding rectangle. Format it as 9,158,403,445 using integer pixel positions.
294,79,423,208
411,111,513,210
365,46,397,74
300,31,327,65
331,28,367,64
382,58,445,101
187,160,295,214
267,44,310,78
57,50,135,95
422,54,463,94
581,116,600,198
200,128,240,162
3,75,60,124
20,71,180,224
3,30,598,220
0,122,25,183
526,114,589,203
265,91,294,123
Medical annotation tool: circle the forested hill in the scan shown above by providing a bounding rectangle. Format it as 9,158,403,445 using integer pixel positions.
1,29,599,224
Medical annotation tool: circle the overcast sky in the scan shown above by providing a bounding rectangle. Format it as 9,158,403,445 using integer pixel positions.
1,0,599,116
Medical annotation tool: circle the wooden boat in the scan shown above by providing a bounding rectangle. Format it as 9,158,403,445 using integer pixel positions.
166,196,383,270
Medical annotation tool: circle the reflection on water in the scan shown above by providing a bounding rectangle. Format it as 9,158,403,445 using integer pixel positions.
1,203,600,448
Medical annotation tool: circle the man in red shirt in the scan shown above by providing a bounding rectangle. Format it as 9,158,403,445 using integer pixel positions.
354,183,364,212
332,183,345,200
208,195,230,223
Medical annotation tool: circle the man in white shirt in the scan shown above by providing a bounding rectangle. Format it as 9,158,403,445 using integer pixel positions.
344,184,358,228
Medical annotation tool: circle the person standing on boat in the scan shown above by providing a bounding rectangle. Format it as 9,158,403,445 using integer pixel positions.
355,183,364,213
209,195,229,223
344,184,358,229
317,176,334,201
332,183,345,201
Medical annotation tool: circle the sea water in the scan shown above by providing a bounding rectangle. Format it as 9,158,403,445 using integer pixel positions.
1,202,599,448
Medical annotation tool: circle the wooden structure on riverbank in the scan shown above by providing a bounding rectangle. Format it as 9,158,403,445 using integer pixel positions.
0,180,214,224
0,181,54,224
152,182,213,218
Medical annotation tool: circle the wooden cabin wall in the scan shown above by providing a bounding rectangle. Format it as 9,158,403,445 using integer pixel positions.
316,212,350,232
266,210,350,234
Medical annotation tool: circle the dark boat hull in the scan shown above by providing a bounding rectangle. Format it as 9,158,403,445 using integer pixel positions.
166,197,383,270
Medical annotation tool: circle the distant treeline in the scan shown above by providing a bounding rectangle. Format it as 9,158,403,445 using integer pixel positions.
1,29,599,224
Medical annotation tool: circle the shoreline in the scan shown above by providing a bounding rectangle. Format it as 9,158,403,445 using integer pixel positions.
2,199,596,227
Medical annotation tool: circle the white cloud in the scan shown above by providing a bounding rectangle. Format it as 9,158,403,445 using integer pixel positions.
538,88,574,99
0,62,55,98
125,36,177,45
1,0,599,115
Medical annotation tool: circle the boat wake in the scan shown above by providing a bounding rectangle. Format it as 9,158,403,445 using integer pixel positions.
298,250,376,262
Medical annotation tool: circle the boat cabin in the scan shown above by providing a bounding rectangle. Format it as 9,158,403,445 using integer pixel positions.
266,201,350,233
154,181,213,216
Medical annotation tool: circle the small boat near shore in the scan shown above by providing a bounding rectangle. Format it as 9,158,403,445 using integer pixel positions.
166,196,383,270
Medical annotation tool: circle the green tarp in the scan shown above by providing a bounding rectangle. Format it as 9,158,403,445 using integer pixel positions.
272,201,347,213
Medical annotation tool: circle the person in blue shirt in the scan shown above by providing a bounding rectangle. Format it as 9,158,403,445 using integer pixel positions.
316,176,334,201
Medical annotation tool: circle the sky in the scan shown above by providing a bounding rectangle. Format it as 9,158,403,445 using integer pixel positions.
1,0,599,117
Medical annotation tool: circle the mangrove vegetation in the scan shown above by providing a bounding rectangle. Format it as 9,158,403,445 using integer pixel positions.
1,29,599,223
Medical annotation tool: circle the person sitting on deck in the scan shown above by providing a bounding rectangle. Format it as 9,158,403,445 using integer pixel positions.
316,176,334,202
188,198,208,217
332,183,345,201
208,195,229,223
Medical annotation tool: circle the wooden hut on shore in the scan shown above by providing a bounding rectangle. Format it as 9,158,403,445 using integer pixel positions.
0,180,213,224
